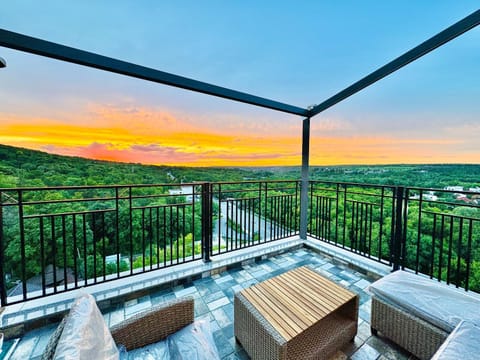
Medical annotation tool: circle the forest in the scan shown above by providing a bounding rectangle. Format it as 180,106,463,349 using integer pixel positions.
2,144,480,189
0,144,479,298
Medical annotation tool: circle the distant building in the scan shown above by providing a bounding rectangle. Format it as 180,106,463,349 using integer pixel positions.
410,192,437,201
456,195,471,203
423,193,438,201
468,187,480,193
444,186,464,192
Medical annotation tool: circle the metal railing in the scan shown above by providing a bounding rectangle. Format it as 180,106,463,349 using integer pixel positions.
402,187,480,292
1,179,479,305
210,180,300,255
307,181,397,265
0,183,204,305
0,180,299,305
307,181,480,292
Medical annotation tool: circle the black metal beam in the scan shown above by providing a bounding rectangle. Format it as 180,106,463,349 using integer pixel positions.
0,29,309,117
309,9,480,117
299,117,310,239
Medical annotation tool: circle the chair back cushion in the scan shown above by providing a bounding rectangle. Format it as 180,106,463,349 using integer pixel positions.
432,321,480,359
368,270,480,332
52,293,119,359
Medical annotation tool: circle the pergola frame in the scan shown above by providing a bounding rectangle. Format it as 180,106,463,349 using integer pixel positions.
0,9,479,239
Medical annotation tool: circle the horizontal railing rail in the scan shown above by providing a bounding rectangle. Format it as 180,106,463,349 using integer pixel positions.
307,181,480,293
307,181,396,265
210,180,300,256
0,183,204,305
1,180,478,305
0,180,300,305
402,187,480,292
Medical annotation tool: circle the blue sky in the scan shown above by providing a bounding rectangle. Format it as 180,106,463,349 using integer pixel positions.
0,2,479,165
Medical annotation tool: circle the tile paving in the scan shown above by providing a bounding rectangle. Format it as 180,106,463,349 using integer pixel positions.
5,247,414,359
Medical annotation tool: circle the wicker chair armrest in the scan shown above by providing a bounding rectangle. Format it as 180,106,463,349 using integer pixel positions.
110,296,194,350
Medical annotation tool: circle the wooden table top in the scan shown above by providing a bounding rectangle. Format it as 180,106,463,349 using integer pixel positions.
239,266,357,341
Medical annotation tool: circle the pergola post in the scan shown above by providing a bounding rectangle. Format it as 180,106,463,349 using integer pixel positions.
299,117,310,239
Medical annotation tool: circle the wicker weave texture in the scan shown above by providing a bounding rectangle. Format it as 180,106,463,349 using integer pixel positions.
235,293,287,360
235,292,357,360
110,296,194,350
41,316,67,360
371,296,448,360
285,313,356,360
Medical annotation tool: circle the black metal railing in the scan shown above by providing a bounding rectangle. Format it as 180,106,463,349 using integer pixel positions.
1,180,479,305
0,180,299,305
307,181,480,293
402,187,480,292
0,183,204,305
308,181,397,265
210,180,300,255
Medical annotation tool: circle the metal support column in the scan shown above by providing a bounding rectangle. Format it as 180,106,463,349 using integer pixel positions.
201,183,212,262
299,117,310,239
392,186,405,271
0,194,6,306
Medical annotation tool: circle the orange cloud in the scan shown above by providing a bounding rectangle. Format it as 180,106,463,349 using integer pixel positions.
0,103,478,166
309,136,472,165
0,105,302,166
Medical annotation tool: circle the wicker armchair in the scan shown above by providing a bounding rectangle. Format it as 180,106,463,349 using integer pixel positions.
369,270,480,360
110,297,194,350
370,296,448,360
42,297,194,359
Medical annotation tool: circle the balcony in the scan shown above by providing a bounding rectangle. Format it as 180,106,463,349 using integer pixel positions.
4,244,403,359
0,180,478,358
0,9,479,359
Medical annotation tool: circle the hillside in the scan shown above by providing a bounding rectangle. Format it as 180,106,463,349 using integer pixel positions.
0,144,478,189
0,144,266,187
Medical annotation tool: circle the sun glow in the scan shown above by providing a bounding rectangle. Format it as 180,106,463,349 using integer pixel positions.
0,103,477,166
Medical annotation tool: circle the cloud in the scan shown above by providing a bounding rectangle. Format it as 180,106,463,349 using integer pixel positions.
43,142,201,164
40,141,300,167
310,117,353,133
1,101,478,167
130,144,166,153
444,123,480,138
309,135,475,165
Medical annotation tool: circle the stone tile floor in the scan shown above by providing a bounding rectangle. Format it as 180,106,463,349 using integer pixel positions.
6,248,414,359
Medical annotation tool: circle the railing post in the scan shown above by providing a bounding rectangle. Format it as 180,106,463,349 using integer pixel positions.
299,117,310,239
201,182,212,262
0,193,6,306
392,186,405,271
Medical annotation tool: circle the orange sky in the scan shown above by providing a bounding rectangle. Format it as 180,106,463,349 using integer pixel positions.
0,103,478,167
1,3,478,168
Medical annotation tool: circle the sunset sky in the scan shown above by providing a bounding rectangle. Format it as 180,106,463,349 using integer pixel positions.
0,2,479,166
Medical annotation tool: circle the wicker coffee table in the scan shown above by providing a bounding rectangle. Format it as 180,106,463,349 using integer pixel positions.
234,266,358,360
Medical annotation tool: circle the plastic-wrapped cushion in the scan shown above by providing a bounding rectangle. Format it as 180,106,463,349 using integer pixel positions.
431,321,480,360
53,293,119,360
368,270,480,332
167,320,220,360
121,341,170,360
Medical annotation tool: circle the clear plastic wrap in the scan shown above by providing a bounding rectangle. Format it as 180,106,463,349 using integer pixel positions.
118,320,220,360
167,319,220,360
431,321,480,359
368,270,480,332
120,341,170,360
53,292,119,360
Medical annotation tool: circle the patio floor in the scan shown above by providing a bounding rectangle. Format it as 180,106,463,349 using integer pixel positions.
4,246,413,359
